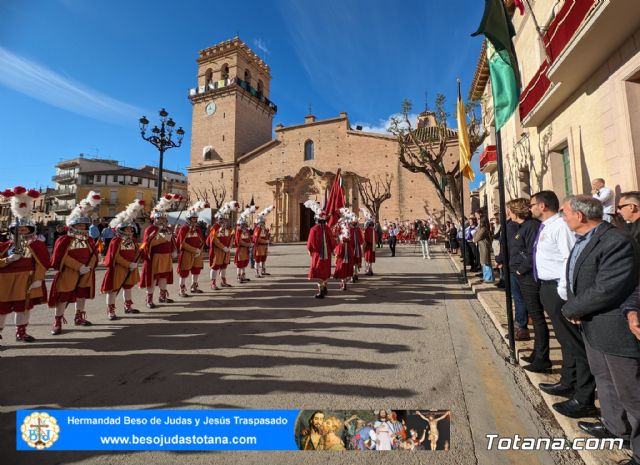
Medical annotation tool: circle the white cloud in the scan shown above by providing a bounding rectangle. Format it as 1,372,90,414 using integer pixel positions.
354,112,419,134
0,46,144,125
253,38,270,56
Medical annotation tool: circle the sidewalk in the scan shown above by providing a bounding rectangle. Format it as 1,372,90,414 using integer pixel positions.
446,249,632,465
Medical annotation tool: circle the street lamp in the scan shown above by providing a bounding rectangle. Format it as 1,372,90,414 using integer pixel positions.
139,109,185,201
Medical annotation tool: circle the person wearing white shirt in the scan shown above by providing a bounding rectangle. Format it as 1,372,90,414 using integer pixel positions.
530,191,596,410
591,178,614,222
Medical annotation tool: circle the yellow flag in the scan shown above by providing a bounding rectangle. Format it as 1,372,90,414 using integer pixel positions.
457,80,475,181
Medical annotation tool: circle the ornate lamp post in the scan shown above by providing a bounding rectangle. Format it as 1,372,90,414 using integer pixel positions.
139,109,185,201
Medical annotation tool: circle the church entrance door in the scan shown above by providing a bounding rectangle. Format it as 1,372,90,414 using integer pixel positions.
299,203,315,242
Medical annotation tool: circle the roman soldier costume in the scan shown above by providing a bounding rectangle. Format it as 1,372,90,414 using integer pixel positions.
101,199,145,320
176,200,208,297
252,205,273,278
234,206,255,283
333,209,355,291
139,193,181,308
0,187,51,343
349,214,364,282
362,207,376,276
207,200,239,290
49,191,102,335
305,200,335,298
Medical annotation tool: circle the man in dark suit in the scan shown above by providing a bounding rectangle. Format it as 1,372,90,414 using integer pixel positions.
561,195,640,465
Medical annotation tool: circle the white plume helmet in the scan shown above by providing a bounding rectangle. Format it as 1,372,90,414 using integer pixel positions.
237,205,256,225
187,200,209,218
215,200,239,220
1,186,40,232
151,193,182,219
339,207,356,224
360,206,373,224
110,199,145,229
339,221,350,241
67,191,102,227
255,205,274,224
304,199,326,219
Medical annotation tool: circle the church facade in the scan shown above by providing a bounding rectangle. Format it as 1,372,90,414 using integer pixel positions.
187,38,463,242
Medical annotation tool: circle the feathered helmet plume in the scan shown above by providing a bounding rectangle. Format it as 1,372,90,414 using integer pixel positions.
360,206,373,225
110,199,145,230
237,205,256,225
215,200,239,220
187,200,209,218
151,193,182,220
339,207,357,224
67,191,102,227
1,186,40,233
304,199,326,220
255,205,274,225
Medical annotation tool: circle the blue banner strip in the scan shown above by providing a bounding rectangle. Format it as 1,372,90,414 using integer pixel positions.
17,410,300,451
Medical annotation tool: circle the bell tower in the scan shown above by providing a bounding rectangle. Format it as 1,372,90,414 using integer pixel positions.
187,37,277,200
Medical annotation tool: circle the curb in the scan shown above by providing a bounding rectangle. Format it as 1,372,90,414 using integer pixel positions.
446,251,632,465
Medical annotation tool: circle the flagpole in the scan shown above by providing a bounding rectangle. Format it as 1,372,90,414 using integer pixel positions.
495,129,517,364
460,174,467,282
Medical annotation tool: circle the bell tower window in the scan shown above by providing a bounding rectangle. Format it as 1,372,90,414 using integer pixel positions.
221,64,229,81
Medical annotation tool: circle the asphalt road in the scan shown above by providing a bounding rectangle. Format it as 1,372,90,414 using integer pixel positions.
1,243,583,465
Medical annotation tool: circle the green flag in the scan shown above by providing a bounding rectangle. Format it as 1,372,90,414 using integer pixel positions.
472,0,521,131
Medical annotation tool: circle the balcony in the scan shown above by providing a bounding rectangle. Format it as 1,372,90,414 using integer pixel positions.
188,77,277,113
52,173,77,184
479,145,497,173
520,0,640,128
50,187,76,199
51,203,73,214
519,60,553,125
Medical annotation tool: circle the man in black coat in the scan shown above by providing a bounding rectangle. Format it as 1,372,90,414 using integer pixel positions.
561,195,640,465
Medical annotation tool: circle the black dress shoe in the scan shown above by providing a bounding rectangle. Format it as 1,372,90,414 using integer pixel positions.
553,398,599,418
539,382,574,397
521,352,535,363
578,421,632,449
523,362,552,373
314,293,324,299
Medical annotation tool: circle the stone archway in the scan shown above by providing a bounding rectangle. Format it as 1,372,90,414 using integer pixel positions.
267,167,363,242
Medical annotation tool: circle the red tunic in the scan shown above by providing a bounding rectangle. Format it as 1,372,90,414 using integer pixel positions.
252,226,269,263
307,223,335,280
176,224,205,278
139,224,174,288
101,236,139,293
333,238,354,279
48,235,97,306
208,224,233,270
364,226,376,263
0,240,50,313
234,227,252,268
350,226,364,268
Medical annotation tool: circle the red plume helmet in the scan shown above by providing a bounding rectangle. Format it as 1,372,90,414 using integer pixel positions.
27,189,41,199
13,186,26,195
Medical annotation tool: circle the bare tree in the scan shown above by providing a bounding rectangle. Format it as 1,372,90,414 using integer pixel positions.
504,126,553,199
356,173,393,223
192,182,227,209
387,94,487,224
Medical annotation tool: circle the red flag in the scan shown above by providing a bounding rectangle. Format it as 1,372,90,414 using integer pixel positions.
514,0,525,15
326,168,344,228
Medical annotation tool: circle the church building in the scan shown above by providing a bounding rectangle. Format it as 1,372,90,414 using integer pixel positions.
187,37,463,242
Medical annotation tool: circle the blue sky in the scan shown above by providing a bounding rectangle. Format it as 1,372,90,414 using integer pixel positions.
0,0,485,190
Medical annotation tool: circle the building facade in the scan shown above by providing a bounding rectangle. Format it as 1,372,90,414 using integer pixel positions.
471,0,640,208
50,155,187,222
187,37,466,242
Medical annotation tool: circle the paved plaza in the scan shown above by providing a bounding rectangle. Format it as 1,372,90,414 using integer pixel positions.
2,244,581,465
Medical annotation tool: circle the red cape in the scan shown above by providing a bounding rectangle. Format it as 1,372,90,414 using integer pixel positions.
48,234,97,306
307,223,335,280
139,224,174,287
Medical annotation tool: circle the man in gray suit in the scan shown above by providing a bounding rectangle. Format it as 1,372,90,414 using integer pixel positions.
561,195,640,465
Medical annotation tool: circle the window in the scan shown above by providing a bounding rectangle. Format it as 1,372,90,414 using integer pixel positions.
304,140,314,161
561,147,573,196
96,175,102,183
257,79,264,97
112,176,117,182
205,68,213,85
110,190,118,204
221,64,229,80
244,69,251,85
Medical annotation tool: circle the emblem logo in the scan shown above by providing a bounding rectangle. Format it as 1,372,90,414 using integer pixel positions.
20,412,60,450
